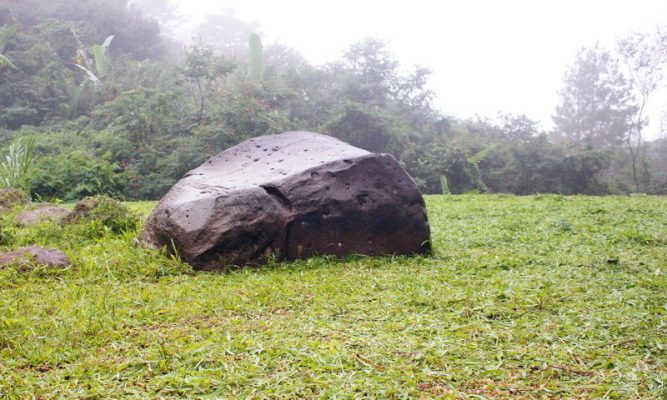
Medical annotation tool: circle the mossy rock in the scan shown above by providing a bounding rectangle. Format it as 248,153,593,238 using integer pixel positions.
62,196,139,234
15,204,71,226
0,188,31,213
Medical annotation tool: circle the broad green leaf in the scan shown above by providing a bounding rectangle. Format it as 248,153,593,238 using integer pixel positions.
74,63,100,83
0,24,17,51
91,44,110,76
469,143,499,164
0,52,19,71
101,35,114,48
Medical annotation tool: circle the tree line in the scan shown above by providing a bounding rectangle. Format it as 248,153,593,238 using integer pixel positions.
0,0,666,200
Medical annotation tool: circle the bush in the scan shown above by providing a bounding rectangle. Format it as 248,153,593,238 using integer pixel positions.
28,152,127,201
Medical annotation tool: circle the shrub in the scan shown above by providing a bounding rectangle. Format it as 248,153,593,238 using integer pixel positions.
28,153,127,201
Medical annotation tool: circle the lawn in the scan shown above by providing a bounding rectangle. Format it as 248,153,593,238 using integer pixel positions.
0,195,665,399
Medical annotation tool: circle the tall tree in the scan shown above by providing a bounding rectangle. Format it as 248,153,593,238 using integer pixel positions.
129,0,180,25
552,44,637,148
617,27,667,192
192,12,260,58
341,38,400,106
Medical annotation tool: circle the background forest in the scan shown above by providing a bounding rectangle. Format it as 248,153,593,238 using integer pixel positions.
1,0,666,201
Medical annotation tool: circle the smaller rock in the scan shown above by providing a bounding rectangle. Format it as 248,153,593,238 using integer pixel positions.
15,205,71,226
61,196,107,224
0,188,30,213
62,196,138,233
0,246,71,269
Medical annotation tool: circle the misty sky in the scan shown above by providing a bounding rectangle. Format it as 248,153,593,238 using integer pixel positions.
173,0,667,138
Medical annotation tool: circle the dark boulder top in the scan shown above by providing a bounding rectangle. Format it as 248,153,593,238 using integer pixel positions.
141,131,431,270
190,131,371,191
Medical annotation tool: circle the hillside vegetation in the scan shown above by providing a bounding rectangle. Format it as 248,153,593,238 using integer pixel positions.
2,1,667,200
1,195,665,398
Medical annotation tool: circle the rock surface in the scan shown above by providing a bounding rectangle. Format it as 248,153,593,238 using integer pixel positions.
141,131,431,269
15,205,71,226
0,246,71,269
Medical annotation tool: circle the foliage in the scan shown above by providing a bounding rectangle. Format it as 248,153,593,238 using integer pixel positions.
553,44,637,148
557,150,611,194
28,152,127,201
0,195,665,397
0,23,19,70
0,20,80,128
74,34,114,83
326,102,409,155
0,136,35,190
183,46,236,124
2,0,164,60
645,138,667,194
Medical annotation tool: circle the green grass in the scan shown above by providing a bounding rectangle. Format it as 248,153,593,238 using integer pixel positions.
1,195,665,399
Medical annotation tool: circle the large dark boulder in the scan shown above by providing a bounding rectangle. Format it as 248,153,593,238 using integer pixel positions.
141,131,430,270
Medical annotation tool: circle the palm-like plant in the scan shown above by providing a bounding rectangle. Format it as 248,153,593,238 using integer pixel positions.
0,24,19,71
0,137,36,190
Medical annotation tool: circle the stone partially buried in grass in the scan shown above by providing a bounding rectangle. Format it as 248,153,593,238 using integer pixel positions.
0,245,71,269
62,195,139,233
0,188,31,213
15,204,71,226
141,131,431,270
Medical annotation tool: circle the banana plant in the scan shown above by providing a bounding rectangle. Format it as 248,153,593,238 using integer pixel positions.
468,143,499,164
0,24,19,71
64,33,114,117
443,146,493,194
73,32,114,85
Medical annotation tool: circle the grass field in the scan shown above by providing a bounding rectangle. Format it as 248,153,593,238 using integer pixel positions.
0,195,666,399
